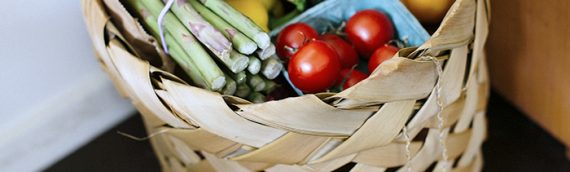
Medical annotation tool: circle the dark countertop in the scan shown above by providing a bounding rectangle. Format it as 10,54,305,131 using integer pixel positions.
47,91,570,171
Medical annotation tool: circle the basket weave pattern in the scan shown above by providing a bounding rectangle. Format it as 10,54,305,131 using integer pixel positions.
82,0,491,171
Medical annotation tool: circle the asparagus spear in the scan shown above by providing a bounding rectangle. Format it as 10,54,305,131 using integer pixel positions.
188,0,257,55
226,50,249,73
248,74,266,92
256,43,276,60
129,0,225,90
235,83,251,98
261,56,284,79
166,0,232,60
248,92,266,103
234,71,247,85
199,0,271,49
222,74,237,95
263,79,278,94
165,35,209,88
247,56,261,75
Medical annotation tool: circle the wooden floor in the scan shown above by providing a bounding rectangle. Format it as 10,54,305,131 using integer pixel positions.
46,91,570,172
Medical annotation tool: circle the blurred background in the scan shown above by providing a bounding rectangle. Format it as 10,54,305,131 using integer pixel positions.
0,0,568,171
0,1,134,171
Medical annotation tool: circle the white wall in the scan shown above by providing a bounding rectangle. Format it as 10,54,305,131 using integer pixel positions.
0,1,134,171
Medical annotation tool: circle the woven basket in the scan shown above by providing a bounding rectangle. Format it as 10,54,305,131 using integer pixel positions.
82,0,491,171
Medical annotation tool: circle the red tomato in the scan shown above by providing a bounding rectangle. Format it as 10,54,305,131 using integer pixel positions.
288,41,341,93
338,69,369,90
346,10,394,57
320,33,359,69
368,45,399,73
276,23,319,60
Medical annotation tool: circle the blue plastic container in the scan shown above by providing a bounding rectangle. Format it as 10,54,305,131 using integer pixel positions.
270,0,431,95
270,0,430,47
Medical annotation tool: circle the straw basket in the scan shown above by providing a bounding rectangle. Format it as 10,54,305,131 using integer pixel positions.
82,0,490,171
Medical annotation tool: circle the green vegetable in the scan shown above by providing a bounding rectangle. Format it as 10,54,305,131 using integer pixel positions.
263,79,278,94
235,83,251,98
247,74,266,92
247,56,261,75
222,74,237,95
256,43,275,60
188,0,257,55
261,56,283,79
129,0,225,90
199,0,271,49
225,50,249,73
168,0,232,60
269,10,302,29
288,0,306,11
248,92,266,103
234,71,247,85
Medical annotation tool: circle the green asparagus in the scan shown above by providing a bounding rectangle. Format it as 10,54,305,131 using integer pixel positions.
234,71,247,85
227,50,249,73
222,74,237,95
263,79,277,94
261,55,283,79
248,92,266,103
188,0,257,55
129,0,225,90
256,43,275,60
235,83,251,98
247,56,261,75
248,74,266,92
167,0,232,60
199,0,271,49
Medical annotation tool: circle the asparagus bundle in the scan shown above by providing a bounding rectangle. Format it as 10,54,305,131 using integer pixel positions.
129,0,225,90
126,0,284,101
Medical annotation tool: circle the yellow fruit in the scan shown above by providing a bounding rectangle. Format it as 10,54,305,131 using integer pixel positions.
226,0,270,32
402,0,455,24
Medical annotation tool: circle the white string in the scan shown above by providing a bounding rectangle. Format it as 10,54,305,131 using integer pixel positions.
431,56,449,171
158,0,176,54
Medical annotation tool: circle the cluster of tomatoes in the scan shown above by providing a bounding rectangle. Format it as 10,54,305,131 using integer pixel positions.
276,10,401,93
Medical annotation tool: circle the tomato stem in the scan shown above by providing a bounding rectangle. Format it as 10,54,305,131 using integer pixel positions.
283,45,298,55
